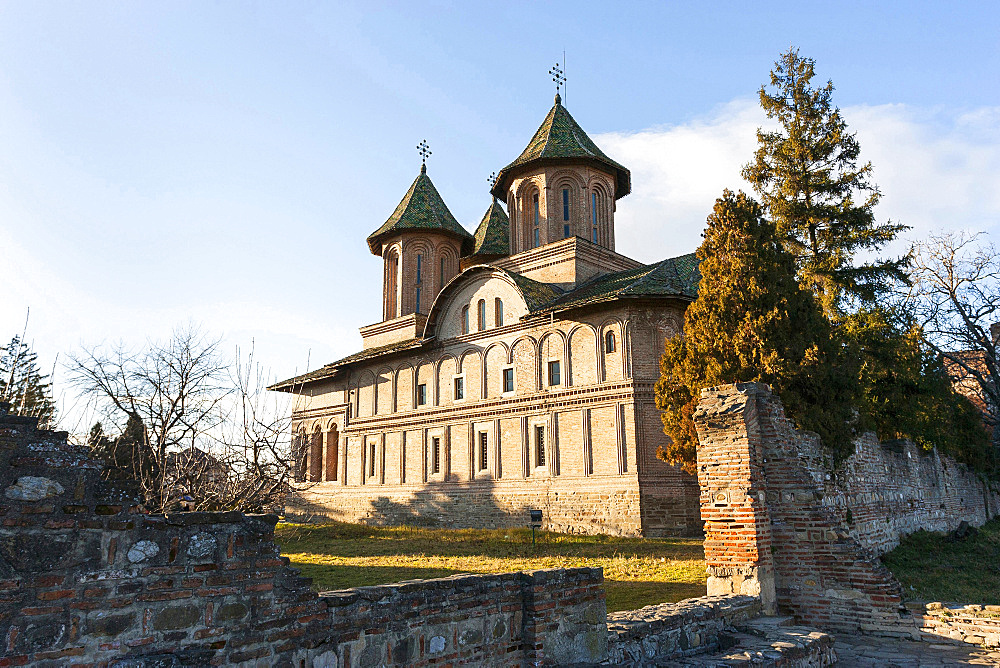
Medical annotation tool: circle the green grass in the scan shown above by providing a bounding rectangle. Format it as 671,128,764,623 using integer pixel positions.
273,521,706,613
882,517,1000,605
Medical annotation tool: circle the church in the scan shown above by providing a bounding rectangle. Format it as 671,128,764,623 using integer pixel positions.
271,92,701,537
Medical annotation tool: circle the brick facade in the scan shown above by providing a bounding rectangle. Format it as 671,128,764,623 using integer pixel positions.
693,383,1000,635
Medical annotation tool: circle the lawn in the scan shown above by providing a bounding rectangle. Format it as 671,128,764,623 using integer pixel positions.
882,517,1000,605
273,521,706,613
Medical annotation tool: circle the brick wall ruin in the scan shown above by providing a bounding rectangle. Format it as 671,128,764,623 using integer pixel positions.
0,404,610,667
694,383,1000,636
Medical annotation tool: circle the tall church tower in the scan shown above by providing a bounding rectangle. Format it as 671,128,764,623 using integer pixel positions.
362,163,473,349
489,94,637,288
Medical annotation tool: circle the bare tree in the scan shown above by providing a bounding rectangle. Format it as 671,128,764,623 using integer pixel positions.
67,325,231,509
910,230,1000,444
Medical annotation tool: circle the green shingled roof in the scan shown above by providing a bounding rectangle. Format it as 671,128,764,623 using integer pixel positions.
468,200,510,258
491,95,631,200
367,164,473,255
532,252,700,315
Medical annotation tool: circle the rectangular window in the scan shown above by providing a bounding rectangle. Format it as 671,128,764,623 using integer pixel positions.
562,188,569,221
462,306,469,334
432,437,441,474
415,286,421,314
533,227,539,248
502,367,514,394
417,383,427,406
440,257,445,286
478,431,488,471
535,426,545,467
592,226,598,243
547,360,561,386
495,298,503,327
369,442,376,477
416,254,422,283
478,300,486,330
533,194,539,225
592,193,599,243
563,223,570,238
454,376,465,401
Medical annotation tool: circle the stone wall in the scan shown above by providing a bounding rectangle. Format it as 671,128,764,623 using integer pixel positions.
0,404,609,667
913,602,1000,648
693,383,1000,636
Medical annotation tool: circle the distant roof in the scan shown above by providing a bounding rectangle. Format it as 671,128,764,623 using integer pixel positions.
367,164,474,255
491,94,631,200
270,252,698,392
468,200,510,258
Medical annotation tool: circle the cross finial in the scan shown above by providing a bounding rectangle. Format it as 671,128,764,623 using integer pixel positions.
417,140,432,169
487,171,497,188
549,62,566,101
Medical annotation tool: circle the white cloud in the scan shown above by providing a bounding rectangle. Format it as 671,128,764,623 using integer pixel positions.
596,100,1000,263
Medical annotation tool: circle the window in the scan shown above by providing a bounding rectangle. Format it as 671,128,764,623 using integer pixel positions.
477,299,486,331
440,257,446,287
495,298,503,327
369,441,376,477
562,188,570,221
478,432,488,471
533,193,540,248
415,286,421,314
454,376,465,401
416,253,423,283
534,426,545,467
461,305,470,334
417,383,427,406
605,331,616,353
432,437,441,474
547,360,561,386
592,192,599,243
502,367,514,394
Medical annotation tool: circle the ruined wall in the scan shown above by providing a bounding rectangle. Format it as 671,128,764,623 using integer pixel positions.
694,383,1000,636
0,404,609,666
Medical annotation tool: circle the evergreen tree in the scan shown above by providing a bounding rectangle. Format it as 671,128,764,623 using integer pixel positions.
655,190,857,473
0,336,57,430
742,48,908,315
97,413,160,503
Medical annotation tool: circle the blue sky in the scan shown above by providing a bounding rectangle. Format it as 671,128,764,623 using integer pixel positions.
1,1,998,434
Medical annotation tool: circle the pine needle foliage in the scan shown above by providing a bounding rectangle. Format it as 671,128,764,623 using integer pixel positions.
0,336,57,430
742,48,909,316
655,191,857,473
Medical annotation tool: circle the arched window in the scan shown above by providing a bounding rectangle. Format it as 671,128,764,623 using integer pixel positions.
562,188,571,238
385,249,399,319
461,305,470,334
439,257,446,289
477,299,486,331
415,252,424,313
309,426,323,482
495,298,503,327
605,331,616,353
532,193,540,248
591,192,599,243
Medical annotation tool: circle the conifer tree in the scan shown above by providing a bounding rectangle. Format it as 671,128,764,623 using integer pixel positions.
742,48,908,315
0,336,57,430
655,190,857,473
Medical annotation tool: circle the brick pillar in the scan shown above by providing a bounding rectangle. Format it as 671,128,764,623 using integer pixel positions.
693,383,776,614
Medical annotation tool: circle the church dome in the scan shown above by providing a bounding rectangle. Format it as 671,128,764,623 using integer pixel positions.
490,94,631,200
367,164,474,255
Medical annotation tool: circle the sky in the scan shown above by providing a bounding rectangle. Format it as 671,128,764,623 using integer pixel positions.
1,1,999,435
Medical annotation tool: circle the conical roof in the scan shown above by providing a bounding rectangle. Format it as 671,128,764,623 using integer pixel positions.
491,94,631,200
367,164,473,255
467,199,509,259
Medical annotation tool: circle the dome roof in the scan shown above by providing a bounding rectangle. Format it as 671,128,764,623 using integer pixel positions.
367,164,473,255
467,199,509,259
490,94,631,200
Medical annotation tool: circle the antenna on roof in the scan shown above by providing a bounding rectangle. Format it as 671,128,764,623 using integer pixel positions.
549,61,566,103
417,139,432,172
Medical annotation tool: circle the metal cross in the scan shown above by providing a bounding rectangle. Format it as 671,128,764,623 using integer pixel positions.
549,63,566,96
417,140,432,165
487,171,497,188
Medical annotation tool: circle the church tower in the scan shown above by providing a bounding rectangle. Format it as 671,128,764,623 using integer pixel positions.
362,162,473,349
489,94,637,288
